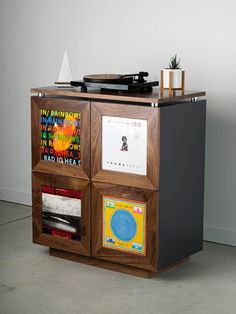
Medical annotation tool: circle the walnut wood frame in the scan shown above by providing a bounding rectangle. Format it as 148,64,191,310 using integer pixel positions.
31,96,90,180
32,172,90,256
91,102,160,190
91,181,159,271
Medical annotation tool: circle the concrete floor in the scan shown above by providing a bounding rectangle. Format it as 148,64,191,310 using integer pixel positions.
0,200,236,314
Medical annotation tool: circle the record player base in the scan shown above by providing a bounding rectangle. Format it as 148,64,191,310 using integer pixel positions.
49,248,190,279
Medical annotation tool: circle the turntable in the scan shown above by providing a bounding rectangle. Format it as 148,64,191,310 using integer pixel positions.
70,71,159,93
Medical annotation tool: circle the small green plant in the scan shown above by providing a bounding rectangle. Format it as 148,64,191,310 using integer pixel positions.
169,54,181,69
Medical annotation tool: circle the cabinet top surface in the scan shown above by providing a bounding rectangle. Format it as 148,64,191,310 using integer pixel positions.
31,86,205,105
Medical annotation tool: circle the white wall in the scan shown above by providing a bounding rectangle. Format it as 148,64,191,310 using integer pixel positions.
0,0,236,246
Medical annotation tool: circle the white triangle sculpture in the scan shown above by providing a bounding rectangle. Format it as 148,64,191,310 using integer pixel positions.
56,51,73,86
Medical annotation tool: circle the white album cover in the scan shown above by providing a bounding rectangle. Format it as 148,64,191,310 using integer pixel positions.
102,116,147,175
42,193,81,217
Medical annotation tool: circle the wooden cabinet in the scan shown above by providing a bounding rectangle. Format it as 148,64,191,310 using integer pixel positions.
31,87,206,278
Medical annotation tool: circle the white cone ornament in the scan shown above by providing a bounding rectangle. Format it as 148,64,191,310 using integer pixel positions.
56,51,73,87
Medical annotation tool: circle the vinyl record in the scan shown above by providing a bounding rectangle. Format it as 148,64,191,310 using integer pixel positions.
111,209,137,241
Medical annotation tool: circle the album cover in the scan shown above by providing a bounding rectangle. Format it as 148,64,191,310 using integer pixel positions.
102,195,146,255
41,185,81,241
40,109,81,166
102,116,147,175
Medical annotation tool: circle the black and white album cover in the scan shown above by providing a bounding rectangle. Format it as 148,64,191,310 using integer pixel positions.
41,185,81,241
102,116,147,175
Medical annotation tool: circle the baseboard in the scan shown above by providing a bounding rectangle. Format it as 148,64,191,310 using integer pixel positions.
204,224,236,247
0,187,32,206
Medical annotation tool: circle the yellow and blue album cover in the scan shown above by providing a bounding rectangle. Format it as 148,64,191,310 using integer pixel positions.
102,196,146,255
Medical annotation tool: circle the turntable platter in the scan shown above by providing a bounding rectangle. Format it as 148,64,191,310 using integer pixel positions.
83,74,133,84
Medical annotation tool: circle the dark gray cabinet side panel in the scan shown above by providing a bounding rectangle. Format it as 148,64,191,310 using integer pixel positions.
158,100,206,269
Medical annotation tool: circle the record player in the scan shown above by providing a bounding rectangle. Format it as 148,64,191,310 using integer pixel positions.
70,71,159,93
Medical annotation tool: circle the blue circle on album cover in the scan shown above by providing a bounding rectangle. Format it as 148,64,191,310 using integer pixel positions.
111,209,137,241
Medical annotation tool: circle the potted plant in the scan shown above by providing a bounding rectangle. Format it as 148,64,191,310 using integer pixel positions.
162,54,183,89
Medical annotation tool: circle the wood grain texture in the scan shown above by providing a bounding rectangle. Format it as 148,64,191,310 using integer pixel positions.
50,248,155,278
92,171,156,191
91,102,160,190
33,161,89,180
91,181,159,271
31,86,206,105
31,96,90,180
32,172,91,256
160,70,164,95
